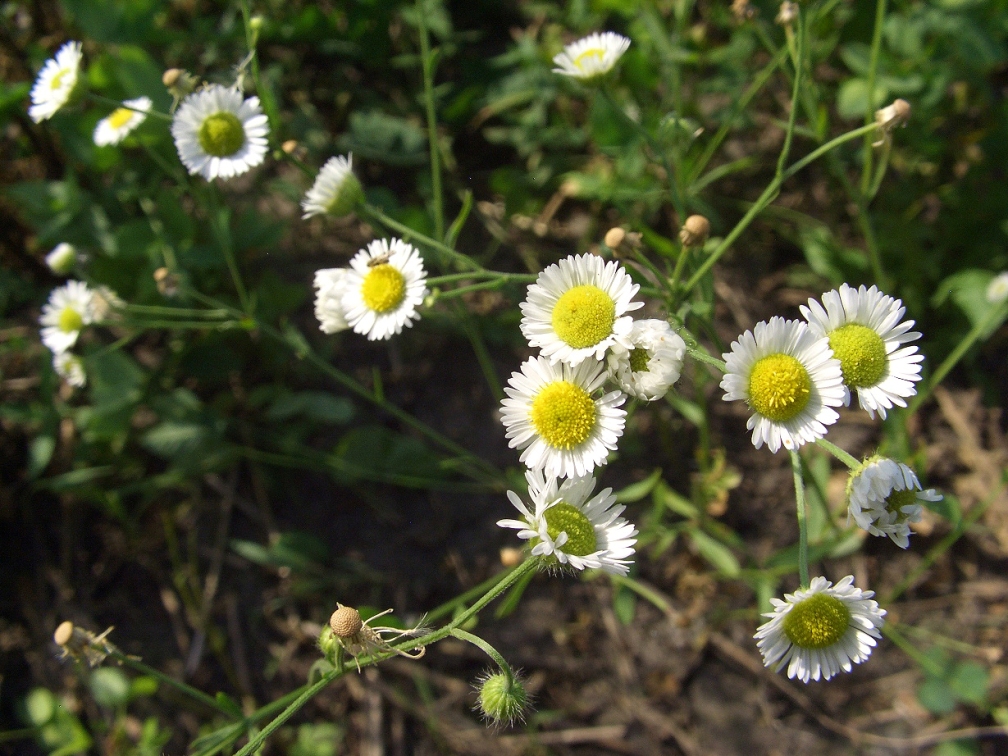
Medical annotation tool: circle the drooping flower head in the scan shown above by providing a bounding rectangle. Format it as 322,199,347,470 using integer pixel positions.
721,317,845,452
45,243,77,276
607,319,686,401
313,267,351,334
552,32,630,80
341,238,428,341
755,575,886,683
171,84,269,181
846,456,941,549
501,356,626,479
39,281,96,355
520,253,642,367
498,470,637,575
94,96,152,146
29,41,83,123
53,351,86,388
301,154,363,219
800,284,923,419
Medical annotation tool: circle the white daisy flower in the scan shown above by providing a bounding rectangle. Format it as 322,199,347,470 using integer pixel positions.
301,154,363,219
170,84,269,181
39,281,96,354
606,319,686,401
552,32,631,80
721,317,845,453
340,238,428,341
846,456,941,549
93,96,152,146
520,253,643,367
986,271,1008,305
29,41,83,123
53,351,86,388
755,575,886,683
45,243,77,275
497,470,638,575
313,267,351,334
800,284,923,420
500,356,626,479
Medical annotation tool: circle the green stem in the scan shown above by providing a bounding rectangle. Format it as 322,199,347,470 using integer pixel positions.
454,304,504,402
790,449,810,588
362,205,482,272
120,303,231,318
206,186,251,313
86,92,172,121
433,279,514,300
684,344,726,372
427,271,535,286
450,628,512,675
606,573,674,616
109,650,237,718
415,0,444,241
118,318,243,330
860,0,888,196
683,122,879,292
815,438,861,470
905,304,1007,417
882,623,945,677
423,566,516,624
775,8,806,178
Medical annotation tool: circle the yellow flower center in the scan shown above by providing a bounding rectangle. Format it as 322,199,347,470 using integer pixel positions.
551,284,616,349
628,347,650,373
542,502,597,557
782,593,851,649
530,380,596,449
51,69,69,90
573,47,606,70
198,112,246,157
748,353,811,422
884,487,919,519
107,107,136,130
828,323,887,389
58,308,84,333
360,264,406,313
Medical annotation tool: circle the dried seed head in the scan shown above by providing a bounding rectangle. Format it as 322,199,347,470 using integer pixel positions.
731,0,755,22
679,215,711,248
54,621,74,647
604,227,626,249
776,2,798,25
330,605,363,638
875,99,911,132
162,68,183,88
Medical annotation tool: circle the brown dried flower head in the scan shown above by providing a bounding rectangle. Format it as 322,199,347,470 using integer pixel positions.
679,215,711,248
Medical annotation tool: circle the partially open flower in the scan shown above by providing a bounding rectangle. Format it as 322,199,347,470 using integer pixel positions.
45,243,77,275
301,154,363,219
29,41,84,123
846,456,941,548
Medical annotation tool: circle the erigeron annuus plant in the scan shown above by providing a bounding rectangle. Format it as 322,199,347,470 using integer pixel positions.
23,0,991,751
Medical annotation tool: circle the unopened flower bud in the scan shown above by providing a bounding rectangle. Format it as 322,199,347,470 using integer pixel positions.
45,243,77,275
281,139,299,155
54,621,74,647
679,215,710,248
162,68,182,88
249,15,264,34
986,271,1008,305
317,625,338,661
875,99,911,132
604,227,626,249
776,2,798,25
330,605,363,639
477,671,528,726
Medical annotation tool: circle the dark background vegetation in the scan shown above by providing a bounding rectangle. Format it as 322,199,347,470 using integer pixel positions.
1,0,1008,753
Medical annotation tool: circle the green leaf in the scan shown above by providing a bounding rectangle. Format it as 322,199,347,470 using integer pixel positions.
613,583,637,625
188,722,246,756
337,111,427,166
949,661,989,707
28,436,56,478
129,676,159,699
213,692,243,718
918,675,957,714
89,667,131,709
141,422,208,459
266,392,354,425
334,425,447,484
494,567,536,619
688,530,740,577
291,722,345,756
24,688,57,726
653,482,698,519
615,468,662,503
836,78,888,121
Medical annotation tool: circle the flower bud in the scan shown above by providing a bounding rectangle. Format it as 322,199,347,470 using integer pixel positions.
776,2,798,25
45,243,77,275
162,68,183,88
679,215,710,248
330,605,363,639
731,0,755,22
477,671,528,726
154,267,180,297
317,625,338,662
281,139,299,155
986,271,1008,304
54,621,74,647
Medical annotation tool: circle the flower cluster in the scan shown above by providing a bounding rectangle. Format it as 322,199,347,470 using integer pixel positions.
497,252,688,575
39,281,97,389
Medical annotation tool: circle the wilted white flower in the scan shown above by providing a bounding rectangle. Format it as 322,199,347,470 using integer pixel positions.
93,96,152,146
171,85,269,180
606,319,686,401
847,456,941,548
341,239,428,341
721,317,845,452
313,268,351,334
552,32,630,80
755,576,886,683
801,284,923,419
500,356,626,478
302,154,363,219
520,253,642,367
498,470,637,575
29,41,83,123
